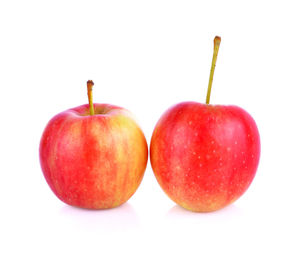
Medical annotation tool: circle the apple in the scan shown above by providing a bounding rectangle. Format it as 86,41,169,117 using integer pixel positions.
150,37,260,212
39,81,148,209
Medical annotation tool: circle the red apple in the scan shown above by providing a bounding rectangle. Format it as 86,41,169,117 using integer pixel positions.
150,37,260,212
39,81,148,209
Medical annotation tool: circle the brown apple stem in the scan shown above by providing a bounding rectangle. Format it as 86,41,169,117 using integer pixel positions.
206,36,221,104
87,80,95,115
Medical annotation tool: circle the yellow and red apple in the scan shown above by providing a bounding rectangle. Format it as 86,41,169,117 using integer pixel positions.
39,81,148,209
150,37,260,212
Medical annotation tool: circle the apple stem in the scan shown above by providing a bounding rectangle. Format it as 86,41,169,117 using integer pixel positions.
206,36,221,104
87,80,95,116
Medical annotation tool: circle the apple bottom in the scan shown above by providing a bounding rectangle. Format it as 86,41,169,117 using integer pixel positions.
150,102,260,212
40,104,148,209
154,173,252,213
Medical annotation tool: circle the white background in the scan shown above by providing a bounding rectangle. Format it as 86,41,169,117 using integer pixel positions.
1,0,300,257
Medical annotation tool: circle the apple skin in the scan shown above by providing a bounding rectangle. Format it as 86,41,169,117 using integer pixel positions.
150,101,260,212
39,103,148,209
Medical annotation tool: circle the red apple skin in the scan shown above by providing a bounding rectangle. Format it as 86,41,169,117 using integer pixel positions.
39,104,148,209
150,101,260,212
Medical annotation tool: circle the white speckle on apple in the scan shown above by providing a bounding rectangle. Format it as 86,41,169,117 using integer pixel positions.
219,162,223,166
189,121,192,125
213,149,216,153
194,132,198,136
197,175,200,178
198,156,201,159
234,154,237,158
188,167,191,171
227,147,231,152
199,164,203,167
193,151,196,155
234,141,238,145
211,140,214,144
243,160,246,164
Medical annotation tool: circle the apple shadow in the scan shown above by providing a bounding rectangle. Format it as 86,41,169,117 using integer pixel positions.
59,202,140,233
166,203,245,224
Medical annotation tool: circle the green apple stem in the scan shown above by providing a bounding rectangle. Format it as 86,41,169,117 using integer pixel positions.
87,80,95,116
206,36,221,104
